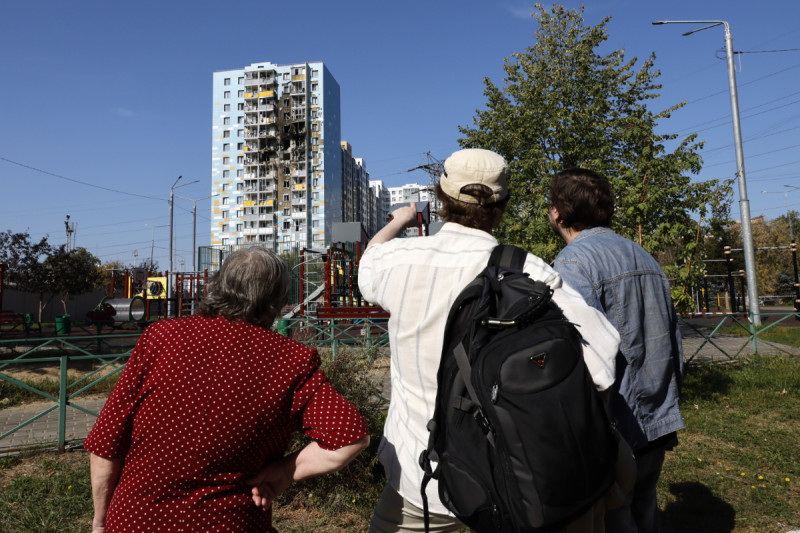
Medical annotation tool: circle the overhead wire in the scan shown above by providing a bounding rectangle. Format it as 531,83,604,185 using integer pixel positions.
0,156,166,201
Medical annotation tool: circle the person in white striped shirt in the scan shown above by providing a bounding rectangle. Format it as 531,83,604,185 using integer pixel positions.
359,148,621,533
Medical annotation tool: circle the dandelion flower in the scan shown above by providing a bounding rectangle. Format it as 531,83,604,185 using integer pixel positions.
786,477,791,482
697,457,703,462
740,472,746,476
751,485,755,489
67,485,72,490
758,475,763,480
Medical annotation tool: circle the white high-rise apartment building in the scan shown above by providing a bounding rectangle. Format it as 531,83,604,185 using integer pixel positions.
211,61,342,253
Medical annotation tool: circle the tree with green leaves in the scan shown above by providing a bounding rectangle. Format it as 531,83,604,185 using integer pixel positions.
44,246,103,314
458,3,732,309
0,230,54,318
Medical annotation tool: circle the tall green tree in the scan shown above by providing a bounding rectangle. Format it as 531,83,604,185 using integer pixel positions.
44,246,103,314
0,230,54,318
458,3,732,294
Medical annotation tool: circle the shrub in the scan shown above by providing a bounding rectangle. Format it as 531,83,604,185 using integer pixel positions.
277,345,388,517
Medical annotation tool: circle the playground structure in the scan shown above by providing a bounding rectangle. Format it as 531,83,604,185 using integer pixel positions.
87,268,210,328
691,242,800,316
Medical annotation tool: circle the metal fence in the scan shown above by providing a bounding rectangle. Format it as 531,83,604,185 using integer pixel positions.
3,310,796,454
0,332,140,453
0,317,389,453
678,311,800,363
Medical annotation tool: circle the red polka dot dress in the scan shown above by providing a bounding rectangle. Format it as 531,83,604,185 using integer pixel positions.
84,314,369,532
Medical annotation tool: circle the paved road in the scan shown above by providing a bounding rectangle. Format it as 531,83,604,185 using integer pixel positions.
1,326,797,453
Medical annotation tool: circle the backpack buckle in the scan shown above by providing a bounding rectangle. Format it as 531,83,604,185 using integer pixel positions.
474,408,494,435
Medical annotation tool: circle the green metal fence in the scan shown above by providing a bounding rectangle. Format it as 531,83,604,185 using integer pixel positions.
0,317,389,454
678,311,800,363
2,311,797,454
0,333,140,453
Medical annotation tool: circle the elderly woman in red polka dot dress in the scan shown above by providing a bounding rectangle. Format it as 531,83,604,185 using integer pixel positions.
84,248,370,532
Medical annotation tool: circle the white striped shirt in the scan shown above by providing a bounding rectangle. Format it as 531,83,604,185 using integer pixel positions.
358,222,620,515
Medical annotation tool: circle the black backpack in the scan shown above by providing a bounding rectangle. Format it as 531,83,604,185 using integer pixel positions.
419,244,618,533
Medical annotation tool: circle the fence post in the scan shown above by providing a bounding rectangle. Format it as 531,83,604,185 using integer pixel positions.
58,352,68,453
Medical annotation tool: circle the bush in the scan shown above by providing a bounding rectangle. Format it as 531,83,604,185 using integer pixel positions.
277,345,388,517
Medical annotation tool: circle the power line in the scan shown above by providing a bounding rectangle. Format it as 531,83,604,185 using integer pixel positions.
735,48,800,54
0,156,165,201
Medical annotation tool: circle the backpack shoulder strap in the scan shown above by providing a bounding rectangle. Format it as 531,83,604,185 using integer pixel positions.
489,244,527,271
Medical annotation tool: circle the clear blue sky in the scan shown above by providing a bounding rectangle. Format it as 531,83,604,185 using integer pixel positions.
2,0,799,270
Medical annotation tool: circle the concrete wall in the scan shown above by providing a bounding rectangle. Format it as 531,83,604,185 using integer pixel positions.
2,288,107,322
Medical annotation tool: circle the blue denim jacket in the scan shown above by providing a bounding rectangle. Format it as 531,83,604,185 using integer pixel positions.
553,227,684,450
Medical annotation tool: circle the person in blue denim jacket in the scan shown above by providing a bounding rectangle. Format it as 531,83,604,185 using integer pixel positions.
548,168,684,533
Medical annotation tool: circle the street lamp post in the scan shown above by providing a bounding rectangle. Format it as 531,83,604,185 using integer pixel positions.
175,194,218,272
653,19,762,326
168,176,200,316
145,224,169,270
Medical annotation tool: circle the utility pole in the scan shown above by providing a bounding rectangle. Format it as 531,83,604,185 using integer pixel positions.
653,19,761,326
176,194,217,272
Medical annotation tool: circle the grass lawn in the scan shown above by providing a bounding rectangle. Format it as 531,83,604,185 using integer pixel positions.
1,355,799,532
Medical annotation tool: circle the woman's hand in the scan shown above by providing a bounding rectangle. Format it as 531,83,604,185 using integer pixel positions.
246,456,294,509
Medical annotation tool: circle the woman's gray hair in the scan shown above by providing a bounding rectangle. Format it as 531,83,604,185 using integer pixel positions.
198,247,289,328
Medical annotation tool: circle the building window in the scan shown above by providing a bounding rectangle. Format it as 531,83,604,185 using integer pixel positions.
223,156,230,165
221,210,229,219
223,117,230,125
283,208,290,215
283,221,291,229
238,103,244,111
237,183,244,191
235,169,242,177
283,73,290,80
222,223,229,232
311,96,318,105
237,129,243,137
238,77,244,84
311,82,318,91
224,78,231,86
224,104,230,112
283,180,290,188
237,142,244,150
283,194,289,202
237,196,243,204
222,183,229,192
311,69,319,78
223,143,230,151
237,116,244,124
223,130,230,138
222,197,230,205
311,123,318,132
311,137,318,145
238,90,244,97
223,171,230,178
224,91,231,98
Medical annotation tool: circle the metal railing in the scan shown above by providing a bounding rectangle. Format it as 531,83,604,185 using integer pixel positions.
0,317,389,453
678,311,800,363
0,332,140,453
